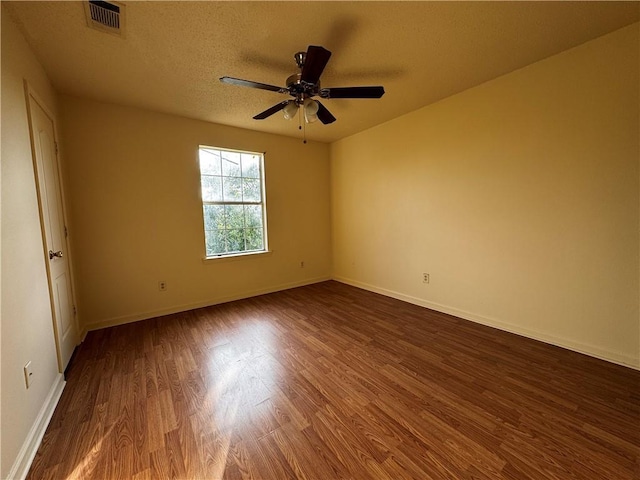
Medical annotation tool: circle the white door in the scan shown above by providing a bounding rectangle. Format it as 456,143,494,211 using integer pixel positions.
25,84,78,372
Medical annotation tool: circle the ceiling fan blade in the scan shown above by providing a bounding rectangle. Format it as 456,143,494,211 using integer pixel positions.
301,46,332,85
220,76,286,93
320,86,385,99
316,101,336,124
253,101,290,120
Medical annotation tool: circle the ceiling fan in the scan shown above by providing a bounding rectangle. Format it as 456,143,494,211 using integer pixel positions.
220,45,385,126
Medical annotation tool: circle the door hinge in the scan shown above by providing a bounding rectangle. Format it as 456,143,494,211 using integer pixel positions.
55,142,59,155
73,305,77,316
64,225,68,238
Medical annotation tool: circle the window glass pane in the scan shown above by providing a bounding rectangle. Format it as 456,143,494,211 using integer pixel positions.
244,205,262,228
203,204,225,231
201,175,222,202
226,229,245,253
199,149,221,175
242,178,261,202
223,177,243,202
245,228,264,251
222,151,241,177
205,229,226,256
225,205,244,230
241,154,260,178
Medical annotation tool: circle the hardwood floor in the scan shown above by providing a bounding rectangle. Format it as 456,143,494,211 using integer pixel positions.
27,281,639,479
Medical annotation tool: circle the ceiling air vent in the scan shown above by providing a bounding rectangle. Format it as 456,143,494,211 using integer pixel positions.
84,1,126,37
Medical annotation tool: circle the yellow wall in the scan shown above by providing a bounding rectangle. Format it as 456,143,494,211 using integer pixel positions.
331,23,640,368
1,8,63,477
59,97,332,332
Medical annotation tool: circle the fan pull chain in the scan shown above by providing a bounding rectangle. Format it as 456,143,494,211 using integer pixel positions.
298,104,307,144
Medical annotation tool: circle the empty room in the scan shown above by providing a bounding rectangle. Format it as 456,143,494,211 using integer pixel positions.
1,1,639,479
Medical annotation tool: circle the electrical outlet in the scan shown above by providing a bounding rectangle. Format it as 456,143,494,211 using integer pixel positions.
158,281,167,291
300,261,305,268
423,273,430,284
24,361,33,389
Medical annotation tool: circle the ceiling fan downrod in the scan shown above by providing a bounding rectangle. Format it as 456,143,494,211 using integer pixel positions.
294,51,306,69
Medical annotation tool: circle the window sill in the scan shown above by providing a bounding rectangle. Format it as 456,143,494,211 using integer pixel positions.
202,250,272,264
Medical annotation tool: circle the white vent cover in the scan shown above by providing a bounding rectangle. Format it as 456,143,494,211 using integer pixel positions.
84,1,126,37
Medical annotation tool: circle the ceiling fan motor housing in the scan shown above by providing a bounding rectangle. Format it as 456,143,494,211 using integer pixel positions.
286,73,320,102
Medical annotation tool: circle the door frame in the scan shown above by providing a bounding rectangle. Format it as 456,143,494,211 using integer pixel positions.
24,80,80,373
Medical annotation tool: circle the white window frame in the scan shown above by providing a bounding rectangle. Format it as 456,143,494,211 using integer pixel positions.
198,145,268,259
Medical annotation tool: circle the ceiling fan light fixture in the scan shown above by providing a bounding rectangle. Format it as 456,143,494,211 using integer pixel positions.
283,100,298,120
303,98,319,123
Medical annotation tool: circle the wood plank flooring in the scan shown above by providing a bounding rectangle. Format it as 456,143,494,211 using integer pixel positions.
27,281,640,479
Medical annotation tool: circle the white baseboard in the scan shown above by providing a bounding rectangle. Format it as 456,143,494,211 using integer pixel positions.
7,373,66,480
85,276,332,332
78,326,88,343
334,276,640,371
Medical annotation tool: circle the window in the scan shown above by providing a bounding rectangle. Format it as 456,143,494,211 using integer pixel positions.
199,146,267,257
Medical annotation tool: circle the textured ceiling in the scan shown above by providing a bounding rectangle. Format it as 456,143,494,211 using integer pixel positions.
6,1,639,143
